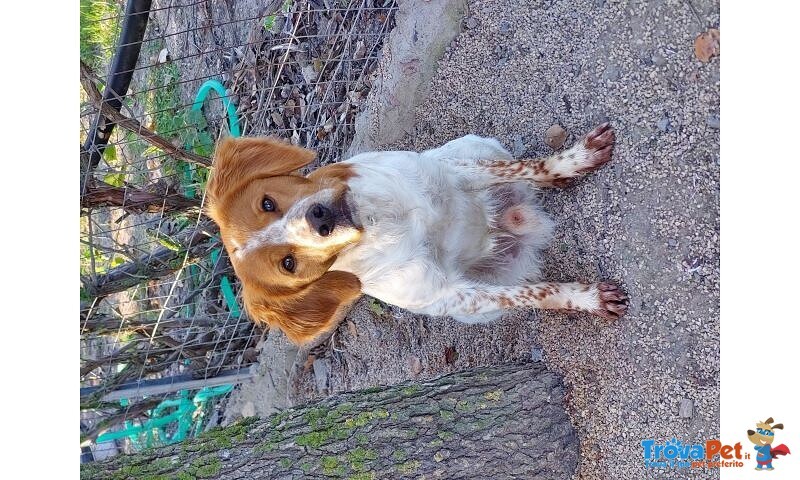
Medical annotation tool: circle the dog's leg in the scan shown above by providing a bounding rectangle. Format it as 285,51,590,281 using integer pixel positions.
467,123,616,188
426,281,628,321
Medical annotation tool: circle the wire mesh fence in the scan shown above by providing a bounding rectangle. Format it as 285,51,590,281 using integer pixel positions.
79,0,397,460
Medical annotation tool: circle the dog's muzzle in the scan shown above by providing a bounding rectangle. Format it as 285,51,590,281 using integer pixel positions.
306,203,335,236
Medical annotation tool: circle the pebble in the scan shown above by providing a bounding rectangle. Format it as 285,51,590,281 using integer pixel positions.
657,116,670,132
531,347,544,362
652,52,666,66
706,114,720,129
513,135,526,157
499,20,512,34
604,64,620,81
313,358,331,392
408,356,423,375
679,398,694,418
241,401,256,418
466,17,478,29
545,124,568,149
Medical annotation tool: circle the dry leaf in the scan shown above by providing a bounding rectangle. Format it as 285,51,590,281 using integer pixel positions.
694,28,720,63
444,346,458,364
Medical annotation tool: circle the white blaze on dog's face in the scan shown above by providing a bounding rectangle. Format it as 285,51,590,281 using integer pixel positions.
206,137,363,344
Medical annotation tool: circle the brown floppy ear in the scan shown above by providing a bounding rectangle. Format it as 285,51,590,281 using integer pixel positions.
242,270,362,345
206,137,316,206
772,423,784,430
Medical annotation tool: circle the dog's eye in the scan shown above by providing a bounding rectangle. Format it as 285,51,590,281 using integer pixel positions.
262,196,276,212
281,255,296,273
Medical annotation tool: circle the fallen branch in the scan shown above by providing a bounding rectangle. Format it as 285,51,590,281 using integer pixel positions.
80,61,212,168
81,179,201,214
79,222,219,304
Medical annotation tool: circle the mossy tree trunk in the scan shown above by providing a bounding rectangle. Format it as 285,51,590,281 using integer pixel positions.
80,363,578,479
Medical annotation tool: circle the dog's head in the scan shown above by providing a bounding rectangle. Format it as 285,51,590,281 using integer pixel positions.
747,417,783,446
206,137,363,344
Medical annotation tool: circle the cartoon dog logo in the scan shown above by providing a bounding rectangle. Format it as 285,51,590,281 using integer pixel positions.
747,417,791,470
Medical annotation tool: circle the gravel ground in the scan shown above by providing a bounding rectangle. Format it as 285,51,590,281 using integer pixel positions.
402,1,720,477
228,1,720,478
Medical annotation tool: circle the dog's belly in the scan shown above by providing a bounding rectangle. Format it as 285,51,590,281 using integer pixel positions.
332,149,552,311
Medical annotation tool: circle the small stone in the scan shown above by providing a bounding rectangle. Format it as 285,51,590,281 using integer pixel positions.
512,135,526,157
656,116,670,132
498,20,512,34
544,124,568,149
241,401,256,418
312,358,331,392
679,398,694,418
408,356,423,375
157,48,170,64
652,52,666,66
531,347,543,362
465,17,478,29
706,114,720,129
603,64,620,81
301,64,318,84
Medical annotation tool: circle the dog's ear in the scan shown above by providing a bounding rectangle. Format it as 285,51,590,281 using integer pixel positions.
765,417,775,425
772,423,784,430
207,137,316,206
242,270,362,345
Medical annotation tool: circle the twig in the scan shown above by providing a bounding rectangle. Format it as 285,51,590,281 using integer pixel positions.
80,61,212,167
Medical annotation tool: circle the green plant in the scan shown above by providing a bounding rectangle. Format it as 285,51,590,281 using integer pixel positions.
80,0,122,71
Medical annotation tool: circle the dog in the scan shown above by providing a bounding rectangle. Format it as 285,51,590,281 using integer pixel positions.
206,123,628,344
747,418,791,470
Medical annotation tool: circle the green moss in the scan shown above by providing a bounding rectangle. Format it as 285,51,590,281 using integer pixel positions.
401,385,421,396
270,411,290,428
300,462,312,473
305,407,330,427
484,389,503,401
279,457,293,468
297,430,331,449
439,409,455,421
349,447,378,462
397,460,421,474
392,449,407,462
348,472,376,480
429,439,444,447
362,386,383,394
254,430,283,453
175,473,195,480
189,455,221,478
433,451,446,462
455,400,473,413
355,433,369,445
437,431,454,441
321,456,345,476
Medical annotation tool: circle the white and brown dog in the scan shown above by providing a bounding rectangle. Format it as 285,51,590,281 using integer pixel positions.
206,123,627,344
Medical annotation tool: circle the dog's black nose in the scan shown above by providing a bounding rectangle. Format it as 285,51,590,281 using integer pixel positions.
747,430,755,436
306,203,335,236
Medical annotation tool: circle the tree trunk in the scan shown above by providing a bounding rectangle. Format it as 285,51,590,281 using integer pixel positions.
80,363,579,479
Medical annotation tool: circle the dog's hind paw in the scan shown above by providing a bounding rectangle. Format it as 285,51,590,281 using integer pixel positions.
576,122,616,173
592,282,628,321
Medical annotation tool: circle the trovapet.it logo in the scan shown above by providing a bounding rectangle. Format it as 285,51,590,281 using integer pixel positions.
641,438,747,469
641,417,792,470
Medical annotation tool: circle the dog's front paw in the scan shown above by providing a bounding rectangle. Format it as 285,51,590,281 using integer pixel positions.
572,122,616,174
591,282,628,321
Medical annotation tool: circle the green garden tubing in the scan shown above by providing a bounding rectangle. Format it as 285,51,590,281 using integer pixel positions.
183,79,241,319
97,81,242,450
